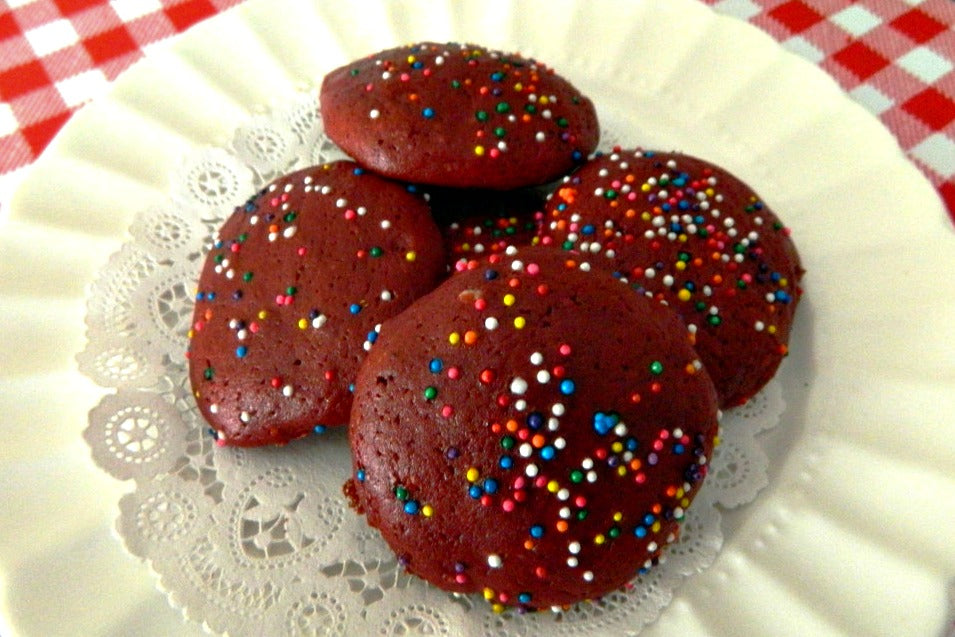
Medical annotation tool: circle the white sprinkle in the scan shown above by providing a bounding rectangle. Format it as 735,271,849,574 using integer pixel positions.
312,314,327,329
240,411,251,423
335,198,347,208
369,109,380,119
557,488,569,501
530,352,543,365
209,404,219,414
380,290,393,301
357,206,367,216
525,463,539,477
559,507,571,519
381,220,391,229
487,554,502,568
535,131,546,142
614,423,628,436
484,317,499,330
566,557,578,568
582,458,594,470
568,542,581,554
754,321,765,331
514,399,527,411
536,370,551,384
547,417,560,431
553,437,566,450
586,471,597,483
282,384,293,397
510,377,528,395
237,329,247,340
552,403,565,416
519,443,533,458
583,571,594,582
283,226,297,239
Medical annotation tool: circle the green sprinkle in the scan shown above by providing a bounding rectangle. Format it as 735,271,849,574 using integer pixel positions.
424,386,438,400
495,102,510,113
286,286,297,296
283,212,296,223
243,272,254,282
649,361,664,375
501,436,515,450
203,367,214,380
493,126,506,138
370,246,383,258
475,110,489,122
556,117,569,128
395,485,409,501
570,470,584,483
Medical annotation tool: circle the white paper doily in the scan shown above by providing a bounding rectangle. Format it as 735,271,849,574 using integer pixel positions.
79,89,786,637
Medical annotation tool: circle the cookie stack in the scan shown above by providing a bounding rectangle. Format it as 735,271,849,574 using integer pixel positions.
187,42,803,611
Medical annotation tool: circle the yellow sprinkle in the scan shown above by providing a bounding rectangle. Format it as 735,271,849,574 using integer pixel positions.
513,82,523,91
405,251,417,262
492,604,504,614
611,441,623,453
594,534,605,545
641,184,651,192
539,96,549,104
677,487,685,498
466,467,479,482
617,466,627,477
613,512,623,522
258,310,268,319
449,332,461,345
513,316,526,329
483,588,495,600
503,294,516,306
705,188,715,196
768,325,777,335
714,435,721,446
675,261,687,271
187,329,195,339
780,277,788,287
652,522,661,532
547,480,559,493
422,505,434,517
678,234,688,243
297,318,308,329
681,497,690,507
407,55,416,63
677,289,692,302
474,145,485,156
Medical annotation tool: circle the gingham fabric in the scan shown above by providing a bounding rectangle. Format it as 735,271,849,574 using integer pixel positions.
1,0,954,222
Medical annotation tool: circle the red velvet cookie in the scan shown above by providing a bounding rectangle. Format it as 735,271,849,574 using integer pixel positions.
346,247,719,610
320,42,599,189
187,161,445,446
540,150,804,407
427,187,545,266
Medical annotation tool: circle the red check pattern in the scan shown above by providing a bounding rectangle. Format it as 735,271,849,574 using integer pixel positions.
1,0,954,223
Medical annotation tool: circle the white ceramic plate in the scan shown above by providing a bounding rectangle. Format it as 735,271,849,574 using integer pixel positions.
2,0,954,635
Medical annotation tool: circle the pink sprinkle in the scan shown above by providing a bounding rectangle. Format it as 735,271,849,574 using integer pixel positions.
455,574,467,584
526,263,540,276
534,476,547,488
283,296,294,306
627,192,637,201
297,247,307,256
441,405,454,418
400,73,410,81
574,496,587,507
447,367,460,380
344,210,356,220
489,148,500,158
270,197,280,207
275,295,284,304
281,193,290,202
513,476,526,489
215,439,226,447
230,243,240,253
653,440,664,451
365,83,373,91
611,180,622,188
502,500,515,512
249,322,259,333
559,343,572,356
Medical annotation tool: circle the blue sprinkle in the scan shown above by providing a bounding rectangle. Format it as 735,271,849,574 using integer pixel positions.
422,107,435,118
540,446,555,461
518,593,532,604
353,167,364,175
626,438,639,451
468,485,483,499
412,61,424,69
530,525,544,538
572,150,583,161
348,383,355,393
775,291,791,304
644,514,655,525
634,526,647,538
367,330,378,343
499,456,513,469
673,443,685,454
236,345,248,358
404,500,419,515
771,272,782,283
526,412,544,430
207,292,216,301
559,379,576,395
313,425,327,435
490,71,504,81
678,200,690,210
429,358,444,373
349,303,362,314
484,269,499,281
557,203,567,211
661,203,671,212
356,469,366,482
581,224,596,235
196,292,205,301
483,479,499,494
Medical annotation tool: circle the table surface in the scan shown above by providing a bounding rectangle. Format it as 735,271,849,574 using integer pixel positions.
1,0,954,223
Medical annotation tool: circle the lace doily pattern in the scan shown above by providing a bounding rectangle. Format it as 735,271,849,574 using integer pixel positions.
80,89,787,636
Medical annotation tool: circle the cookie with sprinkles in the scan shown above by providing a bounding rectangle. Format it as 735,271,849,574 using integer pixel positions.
541,150,804,407
319,42,599,189
427,187,546,266
187,161,446,446
346,246,719,610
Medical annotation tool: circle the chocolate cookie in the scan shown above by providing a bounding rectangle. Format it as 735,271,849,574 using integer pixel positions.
187,161,446,446
346,247,719,610
320,42,600,189
540,149,804,407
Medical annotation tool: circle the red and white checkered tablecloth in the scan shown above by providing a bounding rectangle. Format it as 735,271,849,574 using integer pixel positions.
2,0,954,222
